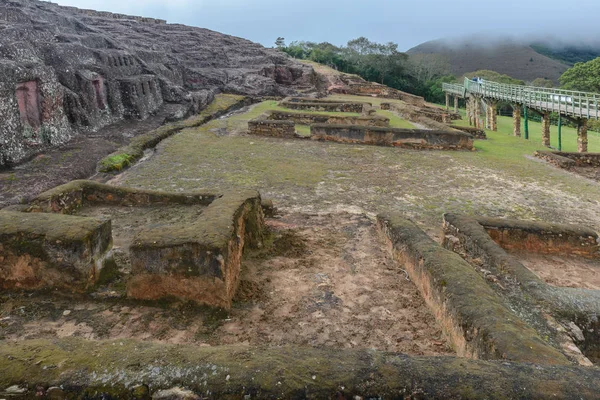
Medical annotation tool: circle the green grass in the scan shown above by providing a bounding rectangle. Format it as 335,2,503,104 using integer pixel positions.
99,153,135,171
453,109,600,153
377,110,415,129
295,125,311,137
119,98,600,237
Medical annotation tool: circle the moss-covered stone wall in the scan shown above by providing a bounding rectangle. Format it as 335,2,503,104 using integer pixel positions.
248,119,296,138
311,124,474,150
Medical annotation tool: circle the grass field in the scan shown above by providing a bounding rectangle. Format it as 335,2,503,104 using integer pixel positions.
453,110,600,154
118,97,600,239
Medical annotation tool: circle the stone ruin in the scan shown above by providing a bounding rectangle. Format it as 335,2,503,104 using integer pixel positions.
0,0,317,167
248,97,474,150
1,180,264,309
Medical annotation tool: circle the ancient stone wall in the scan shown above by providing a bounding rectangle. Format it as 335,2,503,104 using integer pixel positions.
535,151,600,169
442,214,600,365
266,110,389,127
1,180,264,308
450,124,487,139
248,119,296,138
476,216,600,258
280,101,365,113
310,124,474,150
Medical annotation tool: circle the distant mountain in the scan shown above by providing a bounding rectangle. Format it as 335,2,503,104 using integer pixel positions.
407,37,600,83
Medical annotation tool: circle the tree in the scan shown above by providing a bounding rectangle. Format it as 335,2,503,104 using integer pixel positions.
275,37,286,49
530,78,554,88
407,54,451,83
559,57,600,92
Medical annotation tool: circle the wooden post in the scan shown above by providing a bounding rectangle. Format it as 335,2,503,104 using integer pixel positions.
445,93,449,110
454,96,458,113
513,105,521,136
541,112,550,147
578,118,588,153
490,102,497,131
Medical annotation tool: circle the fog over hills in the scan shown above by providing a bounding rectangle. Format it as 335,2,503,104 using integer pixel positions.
407,36,600,83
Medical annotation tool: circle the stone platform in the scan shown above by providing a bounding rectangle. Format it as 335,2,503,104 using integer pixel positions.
0,180,264,308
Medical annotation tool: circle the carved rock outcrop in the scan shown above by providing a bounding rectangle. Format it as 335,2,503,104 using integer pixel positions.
0,0,317,166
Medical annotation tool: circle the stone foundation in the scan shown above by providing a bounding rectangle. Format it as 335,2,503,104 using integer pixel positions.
378,213,570,364
280,100,365,113
535,150,600,169
449,124,487,139
0,211,111,291
265,110,389,127
310,124,474,150
1,180,264,308
442,214,600,366
248,119,296,138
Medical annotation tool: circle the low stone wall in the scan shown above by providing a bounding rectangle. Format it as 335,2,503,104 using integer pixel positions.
450,125,487,139
535,151,600,169
266,110,389,127
442,214,600,366
128,191,264,309
377,213,570,365
382,101,461,130
3,339,600,399
286,97,372,106
0,210,111,292
280,101,365,113
348,83,425,107
310,124,474,150
248,119,296,138
475,216,599,258
1,180,265,308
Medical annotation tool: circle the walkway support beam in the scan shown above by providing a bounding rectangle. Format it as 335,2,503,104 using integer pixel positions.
578,118,588,153
445,93,450,110
474,97,482,129
454,96,458,113
524,106,529,139
513,105,521,137
542,112,551,147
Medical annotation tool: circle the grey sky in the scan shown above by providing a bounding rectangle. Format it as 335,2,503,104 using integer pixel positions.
53,0,600,50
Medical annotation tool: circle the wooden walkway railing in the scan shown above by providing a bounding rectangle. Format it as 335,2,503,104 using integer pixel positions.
443,78,600,120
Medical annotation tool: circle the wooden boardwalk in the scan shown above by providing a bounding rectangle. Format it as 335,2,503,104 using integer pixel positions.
443,79,600,120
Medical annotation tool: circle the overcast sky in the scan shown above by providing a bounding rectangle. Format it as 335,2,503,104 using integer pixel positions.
53,0,600,50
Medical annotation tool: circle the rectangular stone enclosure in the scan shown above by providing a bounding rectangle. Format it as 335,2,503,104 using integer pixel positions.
0,180,264,308
311,124,474,150
265,110,389,127
442,214,600,366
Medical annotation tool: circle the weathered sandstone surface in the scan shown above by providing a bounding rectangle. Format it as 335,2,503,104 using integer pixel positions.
0,0,317,166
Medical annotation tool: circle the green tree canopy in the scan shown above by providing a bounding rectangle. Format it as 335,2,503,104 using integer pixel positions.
275,37,286,49
559,57,600,92
530,78,554,88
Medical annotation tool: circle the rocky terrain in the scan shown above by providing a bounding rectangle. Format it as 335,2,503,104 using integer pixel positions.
0,0,317,167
